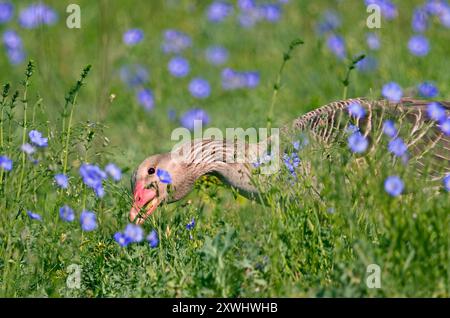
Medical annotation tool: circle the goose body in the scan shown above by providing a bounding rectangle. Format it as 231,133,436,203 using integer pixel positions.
129,98,450,223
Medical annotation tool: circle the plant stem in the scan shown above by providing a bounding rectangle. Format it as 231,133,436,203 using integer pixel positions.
16,61,34,200
62,65,92,175
267,39,304,134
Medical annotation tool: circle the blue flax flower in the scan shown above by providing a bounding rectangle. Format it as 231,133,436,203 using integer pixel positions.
0,1,14,24
443,174,450,192
0,155,12,171
205,46,228,66
119,64,149,88
180,108,210,131
326,34,346,59
124,224,144,243
27,211,42,221
79,164,107,198
29,130,48,147
383,120,398,138
162,29,191,54
427,102,446,121
418,82,439,98
348,132,368,153
114,232,131,247
136,88,154,111
207,1,233,23
55,174,69,189
186,218,196,230
80,211,97,231
157,169,172,184
105,163,122,182
19,3,58,29
168,56,190,78
412,7,429,32
59,205,75,222
439,117,450,136
147,230,159,248
382,82,402,102
348,102,366,119
189,78,211,99
408,35,430,57
366,33,380,50
388,138,408,157
123,29,144,46
384,176,404,197
21,143,35,155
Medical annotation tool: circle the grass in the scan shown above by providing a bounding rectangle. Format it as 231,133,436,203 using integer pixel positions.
0,0,449,297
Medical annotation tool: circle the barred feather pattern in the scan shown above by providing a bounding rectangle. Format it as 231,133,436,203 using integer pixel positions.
289,98,450,173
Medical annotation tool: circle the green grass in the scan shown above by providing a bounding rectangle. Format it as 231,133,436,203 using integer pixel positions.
0,0,449,297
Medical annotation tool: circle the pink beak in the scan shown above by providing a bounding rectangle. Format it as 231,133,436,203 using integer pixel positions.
129,181,159,224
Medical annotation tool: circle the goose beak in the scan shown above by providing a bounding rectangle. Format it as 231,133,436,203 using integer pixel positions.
129,180,159,224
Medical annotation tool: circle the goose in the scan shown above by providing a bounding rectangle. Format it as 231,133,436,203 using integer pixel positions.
129,98,450,224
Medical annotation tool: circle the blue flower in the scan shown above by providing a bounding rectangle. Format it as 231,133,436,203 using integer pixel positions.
20,143,35,155
3,30,23,50
326,34,346,59
382,82,403,102
283,152,300,177
427,102,446,122
438,117,450,136
365,0,397,20
162,29,192,54
440,7,450,28
119,64,149,88
157,169,172,184
136,88,154,111
189,78,211,99
221,68,260,90
55,174,69,189
105,163,122,182
238,0,255,11
0,1,14,24
418,82,439,98
424,0,447,15
356,55,378,72
238,7,263,28
408,35,430,57
443,174,450,192
79,164,107,198
383,120,398,138
315,10,341,34
124,224,144,243
6,48,26,65
147,230,159,248
388,138,408,157
80,211,97,231
384,176,404,197
205,46,229,66
168,56,189,77
366,32,380,50
59,205,75,222
27,211,42,221
19,4,58,29
261,4,281,22
29,130,48,147
123,29,144,46
0,155,12,171
412,7,429,32
348,102,366,119
186,218,196,230
168,108,176,121
207,1,233,23
114,232,131,247
180,108,210,131
346,124,360,134
348,132,368,153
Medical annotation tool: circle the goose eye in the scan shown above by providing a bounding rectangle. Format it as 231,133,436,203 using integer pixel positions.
148,167,155,175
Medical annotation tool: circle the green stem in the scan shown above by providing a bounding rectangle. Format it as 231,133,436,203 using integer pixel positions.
267,39,304,134
16,87,29,200
62,94,78,175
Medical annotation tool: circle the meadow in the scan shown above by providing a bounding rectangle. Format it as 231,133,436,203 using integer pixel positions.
0,0,449,297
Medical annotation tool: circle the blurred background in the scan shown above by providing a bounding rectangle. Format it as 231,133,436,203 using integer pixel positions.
0,0,449,169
